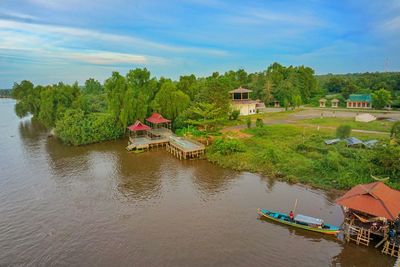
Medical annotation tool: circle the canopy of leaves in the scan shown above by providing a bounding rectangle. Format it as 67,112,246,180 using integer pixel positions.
336,125,352,139
372,88,391,109
55,109,123,145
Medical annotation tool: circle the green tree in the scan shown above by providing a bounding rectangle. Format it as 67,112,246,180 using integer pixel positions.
186,102,223,132
83,78,103,95
177,74,197,100
152,80,190,121
372,88,391,109
104,71,129,130
292,95,302,109
255,118,264,127
336,125,352,139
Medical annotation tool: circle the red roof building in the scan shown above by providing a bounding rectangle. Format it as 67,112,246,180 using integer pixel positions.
336,182,400,221
127,120,151,132
146,113,171,125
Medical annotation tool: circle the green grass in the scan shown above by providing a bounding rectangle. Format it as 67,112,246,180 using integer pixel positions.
301,117,394,132
207,124,400,191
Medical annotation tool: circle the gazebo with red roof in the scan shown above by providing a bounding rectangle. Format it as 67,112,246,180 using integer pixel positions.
127,120,151,137
146,113,171,129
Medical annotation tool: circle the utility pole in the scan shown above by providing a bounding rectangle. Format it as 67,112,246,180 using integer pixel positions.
384,57,389,73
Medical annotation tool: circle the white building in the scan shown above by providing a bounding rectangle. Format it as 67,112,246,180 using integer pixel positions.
229,87,258,116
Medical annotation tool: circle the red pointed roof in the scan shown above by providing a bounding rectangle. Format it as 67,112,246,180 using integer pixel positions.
127,120,151,131
336,182,400,221
146,113,171,124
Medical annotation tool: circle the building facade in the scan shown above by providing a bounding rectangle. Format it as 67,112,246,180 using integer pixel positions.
346,94,372,109
331,99,339,108
229,87,258,115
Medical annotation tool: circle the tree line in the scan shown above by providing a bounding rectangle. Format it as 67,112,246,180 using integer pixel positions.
0,89,12,98
12,64,399,145
317,72,400,109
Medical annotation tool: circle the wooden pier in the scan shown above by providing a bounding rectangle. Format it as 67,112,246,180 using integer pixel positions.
127,134,205,160
382,240,400,258
166,136,205,160
126,136,169,152
126,115,205,160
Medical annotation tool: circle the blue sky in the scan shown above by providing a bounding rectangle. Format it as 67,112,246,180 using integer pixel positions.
0,0,399,88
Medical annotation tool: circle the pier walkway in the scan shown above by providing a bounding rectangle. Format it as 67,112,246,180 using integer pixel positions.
127,132,205,159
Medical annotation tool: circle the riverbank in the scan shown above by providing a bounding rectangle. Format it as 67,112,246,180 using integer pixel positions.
206,110,399,191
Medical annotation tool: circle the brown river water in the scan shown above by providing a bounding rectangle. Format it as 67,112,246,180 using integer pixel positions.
0,99,395,266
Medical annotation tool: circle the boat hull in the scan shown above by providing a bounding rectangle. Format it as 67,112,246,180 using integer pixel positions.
257,208,340,235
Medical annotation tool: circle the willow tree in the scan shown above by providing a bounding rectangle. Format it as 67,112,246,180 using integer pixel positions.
152,80,190,121
104,71,129,130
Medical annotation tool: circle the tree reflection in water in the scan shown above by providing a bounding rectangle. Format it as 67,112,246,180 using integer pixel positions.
115,149,164,201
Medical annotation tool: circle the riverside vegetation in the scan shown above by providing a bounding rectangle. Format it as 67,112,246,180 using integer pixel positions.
11,64,400,190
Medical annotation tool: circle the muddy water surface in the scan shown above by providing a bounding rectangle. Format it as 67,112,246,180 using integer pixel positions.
0,99,394,266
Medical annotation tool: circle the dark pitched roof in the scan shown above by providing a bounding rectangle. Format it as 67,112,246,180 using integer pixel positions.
229,87,252,94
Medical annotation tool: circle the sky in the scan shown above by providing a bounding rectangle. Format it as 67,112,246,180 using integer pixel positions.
0,0,399,88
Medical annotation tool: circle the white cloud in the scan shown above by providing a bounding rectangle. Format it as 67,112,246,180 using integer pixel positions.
224,8,324,28
0,8,38,20
0,19,227,56
382,16,400,31
66,51,165,65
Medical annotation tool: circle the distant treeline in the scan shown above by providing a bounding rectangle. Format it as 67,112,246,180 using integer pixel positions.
0,89,12,98
10,64,400,145
316,72,400,107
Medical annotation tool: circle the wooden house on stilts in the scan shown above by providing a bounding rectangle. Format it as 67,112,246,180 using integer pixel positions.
336,182,400,258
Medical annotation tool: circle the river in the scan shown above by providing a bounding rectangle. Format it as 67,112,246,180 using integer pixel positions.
0,99,394,266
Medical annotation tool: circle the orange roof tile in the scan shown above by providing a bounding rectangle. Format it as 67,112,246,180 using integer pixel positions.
336,182,400,221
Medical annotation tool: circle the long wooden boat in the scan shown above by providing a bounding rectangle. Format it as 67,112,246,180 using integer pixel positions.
257,208,341,235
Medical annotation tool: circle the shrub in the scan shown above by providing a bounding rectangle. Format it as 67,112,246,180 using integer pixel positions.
251,126,268,137
246,117,252,128
258,147,284,164
211,139,245,155
229,110,240,120
391,121,400,141
255,118,264,128
336,124,352,139
175,126,204,137
55,109,123,145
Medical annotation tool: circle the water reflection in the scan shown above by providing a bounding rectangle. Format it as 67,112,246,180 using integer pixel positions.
18,118,47,156
190,160,235,196
44,137,92,179
257,216,342,243
1,98,393,266
331,243,395,266
115,149,164,200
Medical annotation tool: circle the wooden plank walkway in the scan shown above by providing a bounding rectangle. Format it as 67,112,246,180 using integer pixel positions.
127,134,205,160
167,135,205,160
127,136,169,151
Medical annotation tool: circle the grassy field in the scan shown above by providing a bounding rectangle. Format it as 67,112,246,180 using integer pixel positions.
301,117,394,132
206,123,399,191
